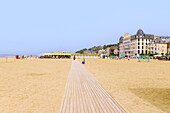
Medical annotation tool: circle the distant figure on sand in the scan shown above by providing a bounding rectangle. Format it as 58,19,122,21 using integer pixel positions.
73,55,76,60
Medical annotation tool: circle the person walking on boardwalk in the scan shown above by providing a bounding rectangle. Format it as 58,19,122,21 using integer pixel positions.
73,55,76,60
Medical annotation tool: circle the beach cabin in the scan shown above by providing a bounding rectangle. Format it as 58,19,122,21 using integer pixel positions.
72,54,100,59
42,53,71,59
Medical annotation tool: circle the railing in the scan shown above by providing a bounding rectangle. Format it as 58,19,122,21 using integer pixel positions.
148,49,154,51
149,45,154,48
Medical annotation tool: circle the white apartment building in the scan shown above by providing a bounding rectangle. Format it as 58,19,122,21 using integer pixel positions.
119,29,154,57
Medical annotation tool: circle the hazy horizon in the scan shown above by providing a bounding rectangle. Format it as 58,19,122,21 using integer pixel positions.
0,0,170,55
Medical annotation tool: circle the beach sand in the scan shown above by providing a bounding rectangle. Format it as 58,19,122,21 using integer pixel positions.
0,58,72,113
82,59,170,113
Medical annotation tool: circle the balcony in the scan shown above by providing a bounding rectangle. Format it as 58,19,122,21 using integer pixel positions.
149,45,154,48
148,49,154,52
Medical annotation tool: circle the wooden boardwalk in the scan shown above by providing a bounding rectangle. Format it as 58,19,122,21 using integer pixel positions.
59,60,127,113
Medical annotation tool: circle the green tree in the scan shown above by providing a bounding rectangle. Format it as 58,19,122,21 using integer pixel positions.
75,48,87,54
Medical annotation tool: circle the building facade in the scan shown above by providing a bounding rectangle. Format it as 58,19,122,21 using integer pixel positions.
119,29,170,57
83,50,91,54
156,36,170,42
113,46,119,55
106,47,110,56
167,39,170,55
119,29,154,57
105,46,118,56
147,37,167,55
98,49,106,55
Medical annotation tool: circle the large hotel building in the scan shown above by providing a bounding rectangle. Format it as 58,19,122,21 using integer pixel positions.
119,29,170,57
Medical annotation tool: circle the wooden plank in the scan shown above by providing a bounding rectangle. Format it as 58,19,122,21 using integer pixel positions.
59,60,127,113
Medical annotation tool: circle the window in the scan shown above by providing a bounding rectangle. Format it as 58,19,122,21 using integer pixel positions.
142,50,143,54
146,39,147,41
142,39,143,41
145,50,147,54
138,50,140,54
142,42,144,45
155,48,157,50
138,46,140,49
142,46,143,49
138,42,140,45
138,39,140,41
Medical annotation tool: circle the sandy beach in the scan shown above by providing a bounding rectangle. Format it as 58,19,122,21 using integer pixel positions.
0,58,72,113
0,58,169,113
82,59,170,113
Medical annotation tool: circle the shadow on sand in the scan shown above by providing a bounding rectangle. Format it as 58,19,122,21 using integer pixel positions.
129,88,170,113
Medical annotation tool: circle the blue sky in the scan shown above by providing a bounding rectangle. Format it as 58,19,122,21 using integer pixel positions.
0,0,170,54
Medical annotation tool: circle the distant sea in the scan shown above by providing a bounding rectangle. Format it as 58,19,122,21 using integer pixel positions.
0,54,38,58
0,54,16,58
